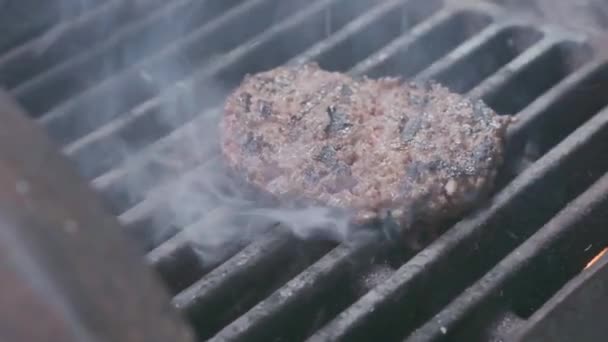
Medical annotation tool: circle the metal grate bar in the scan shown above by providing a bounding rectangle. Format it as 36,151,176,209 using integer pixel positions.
407,112,608,341
14,0,241,117
350,8,481,77
171,230,334,340
469,38,590,114
289,0,442,70
211,234,390,341
0,0,167,89
417,24,543,93
0,0,109,55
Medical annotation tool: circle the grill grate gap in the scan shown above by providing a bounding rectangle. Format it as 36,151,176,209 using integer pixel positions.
173,231,336,340
435,26,543,93
360,10,493,79
313,0,441,72
483,41,593,115
214,0,370,89
0,0,107,55
0,0,167,89
45,0,288,148
13,0,244,117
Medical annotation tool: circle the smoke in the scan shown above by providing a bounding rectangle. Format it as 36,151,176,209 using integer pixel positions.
53,0,403,266
498,0,608,34
53,0,608,268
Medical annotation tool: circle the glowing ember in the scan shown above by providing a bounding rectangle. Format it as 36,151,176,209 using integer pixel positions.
585,247,608,270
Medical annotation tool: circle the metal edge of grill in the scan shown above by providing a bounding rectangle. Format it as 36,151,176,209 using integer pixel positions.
2,0,608,341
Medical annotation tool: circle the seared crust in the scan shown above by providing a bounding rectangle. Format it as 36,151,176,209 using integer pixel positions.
220,63,510,230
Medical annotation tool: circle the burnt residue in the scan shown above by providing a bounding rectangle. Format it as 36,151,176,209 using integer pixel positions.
258,99,273,118
473,99,494,125
400,115,424,142
340,84,354,97
408,93,430,107
405,161,425,182
325,105,352,135
303,166,324,185
334,161,352,176
242,132,268,154
315,145,338,168
239,92,252,112
473,136,495,164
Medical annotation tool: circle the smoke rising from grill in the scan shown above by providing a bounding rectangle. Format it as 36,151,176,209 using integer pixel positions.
52,0,608,267
57,0,387,266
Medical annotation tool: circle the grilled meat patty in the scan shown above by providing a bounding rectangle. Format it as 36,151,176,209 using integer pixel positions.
220,63,510,234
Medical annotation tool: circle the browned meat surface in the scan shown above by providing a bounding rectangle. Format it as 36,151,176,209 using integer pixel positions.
220,63,511,238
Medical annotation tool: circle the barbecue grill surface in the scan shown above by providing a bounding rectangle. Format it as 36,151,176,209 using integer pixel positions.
2,0,608,341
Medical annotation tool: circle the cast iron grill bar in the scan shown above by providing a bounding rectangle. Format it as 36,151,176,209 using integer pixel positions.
171,229,336,339
209,234,392,341
469,40,590,115
13,0,242,118
416,24,543,93
408,137,608,341
0,0,109,55
91,109,221,215
287,0,443,69
307,57,604,342
507,59,608,151
350,8,483,77
407,168,608,341
0,0,167,89
468,37,558,100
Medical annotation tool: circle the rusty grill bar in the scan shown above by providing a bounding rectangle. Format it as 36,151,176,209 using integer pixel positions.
2,0,608,341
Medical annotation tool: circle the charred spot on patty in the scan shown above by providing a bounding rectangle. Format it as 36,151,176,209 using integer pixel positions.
340,84,354,97
315,145,338,168
242,132,268,154
400,115,424,142
238,92,252,112
258,99,273,118
325,105,352,135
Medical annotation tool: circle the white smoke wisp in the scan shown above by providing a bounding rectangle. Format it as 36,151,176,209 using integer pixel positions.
49,0,413,266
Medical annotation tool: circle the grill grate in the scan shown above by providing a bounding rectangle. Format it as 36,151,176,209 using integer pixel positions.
2,0,608,341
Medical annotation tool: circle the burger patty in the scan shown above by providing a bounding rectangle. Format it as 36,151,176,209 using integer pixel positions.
220,63,511,232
